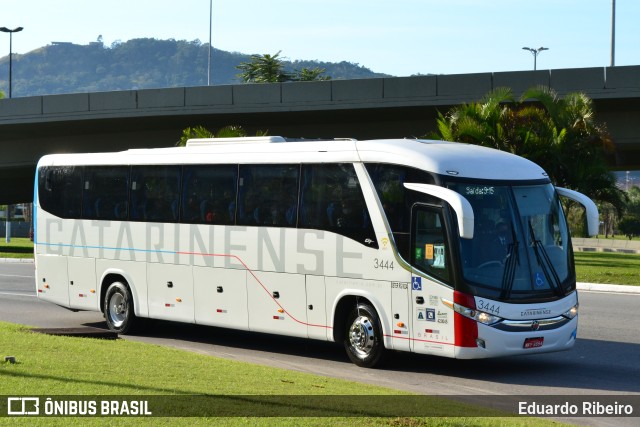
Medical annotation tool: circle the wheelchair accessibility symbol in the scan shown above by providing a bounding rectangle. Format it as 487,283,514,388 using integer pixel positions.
535,272,545,288
412,276,422,291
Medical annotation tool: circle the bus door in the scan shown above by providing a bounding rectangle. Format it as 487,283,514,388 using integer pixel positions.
410,204,455,354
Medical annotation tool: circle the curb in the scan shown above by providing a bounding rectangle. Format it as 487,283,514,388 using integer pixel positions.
0,258,34,263
577,282,640,294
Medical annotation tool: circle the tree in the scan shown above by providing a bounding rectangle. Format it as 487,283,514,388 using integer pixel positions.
616,187,640,239
432,86,627,222
236,51,329,83
293,67,330,82
618,217,640,240
623,186,640,217
520,87,626,216
176,125,215,146
236,51,291,83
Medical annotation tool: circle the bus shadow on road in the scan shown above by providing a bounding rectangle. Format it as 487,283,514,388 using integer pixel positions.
83,318,348,363
385,337,640,393
82,319,640,394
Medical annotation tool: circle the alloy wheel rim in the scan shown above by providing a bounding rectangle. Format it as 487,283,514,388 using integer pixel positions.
348,315,375,357
108,293,126,327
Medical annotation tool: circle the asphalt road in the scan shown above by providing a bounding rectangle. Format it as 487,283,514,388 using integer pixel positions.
1,261,638,426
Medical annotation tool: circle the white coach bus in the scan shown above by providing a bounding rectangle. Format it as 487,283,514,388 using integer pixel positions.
34,137,598,367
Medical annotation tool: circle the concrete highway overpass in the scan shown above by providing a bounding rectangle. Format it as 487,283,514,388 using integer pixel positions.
0,66,638,204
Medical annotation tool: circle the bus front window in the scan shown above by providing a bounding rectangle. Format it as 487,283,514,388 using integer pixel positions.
449,183,573,302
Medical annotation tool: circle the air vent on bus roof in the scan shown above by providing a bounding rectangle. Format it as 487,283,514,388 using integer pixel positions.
186,136,287,146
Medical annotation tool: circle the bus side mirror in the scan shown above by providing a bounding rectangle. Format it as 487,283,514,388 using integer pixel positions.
403,183,475,239
555,187,599,237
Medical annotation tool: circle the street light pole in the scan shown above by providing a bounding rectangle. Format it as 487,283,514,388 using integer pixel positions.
522,46,549,70
610,0,616,67
207,0,212,86
0,26,22,243
0,26,24,98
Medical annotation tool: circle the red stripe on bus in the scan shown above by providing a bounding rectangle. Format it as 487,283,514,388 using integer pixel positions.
176,251,332,330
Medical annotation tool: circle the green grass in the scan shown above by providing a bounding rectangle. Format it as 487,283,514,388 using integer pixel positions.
574,251,640,285
0,237,33,259
0,322,560,426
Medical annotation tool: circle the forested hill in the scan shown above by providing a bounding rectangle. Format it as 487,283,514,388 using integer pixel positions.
0,38,389,97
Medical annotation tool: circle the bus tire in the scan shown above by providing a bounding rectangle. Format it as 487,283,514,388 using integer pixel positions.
104,281,136,334
344,302,386,368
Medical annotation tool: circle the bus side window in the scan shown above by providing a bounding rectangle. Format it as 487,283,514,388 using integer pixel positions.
300,164,377,248
130,165,181,223
365,163,436,260
38,166,83,218
182,165,238,225
82,166,130,221
237,165,299,227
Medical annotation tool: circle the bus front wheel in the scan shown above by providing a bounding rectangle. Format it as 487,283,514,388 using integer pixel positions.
104,281,136,334
344,302,386,368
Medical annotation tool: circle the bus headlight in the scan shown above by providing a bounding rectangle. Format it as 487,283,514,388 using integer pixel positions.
442,298,503,326
562,303,579,320
476,311,502,325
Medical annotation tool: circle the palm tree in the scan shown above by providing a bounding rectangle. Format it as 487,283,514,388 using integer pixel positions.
237,51,330,83
236,51,292,83
434,87,515,153
519,87,626,217
176,125,215,146
293,67,330,82
176,125,267,146
432,86,627,221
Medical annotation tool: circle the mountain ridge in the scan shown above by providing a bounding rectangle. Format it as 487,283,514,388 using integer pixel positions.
0,38,390,97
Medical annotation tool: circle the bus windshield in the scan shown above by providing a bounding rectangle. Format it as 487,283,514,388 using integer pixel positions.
448,182,573,302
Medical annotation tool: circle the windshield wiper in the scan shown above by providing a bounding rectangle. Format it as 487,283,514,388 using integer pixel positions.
528,221,563,297
500,224,519,300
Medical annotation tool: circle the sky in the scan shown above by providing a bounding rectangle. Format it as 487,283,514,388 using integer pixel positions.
1,0,638,77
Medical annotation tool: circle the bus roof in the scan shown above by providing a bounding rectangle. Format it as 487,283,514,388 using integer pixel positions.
37,137,548,181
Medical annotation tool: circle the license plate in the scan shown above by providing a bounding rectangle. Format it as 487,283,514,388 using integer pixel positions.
523,337,544,349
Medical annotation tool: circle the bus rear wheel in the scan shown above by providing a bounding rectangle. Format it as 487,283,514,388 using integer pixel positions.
344,302,386,368
104,281,136,334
